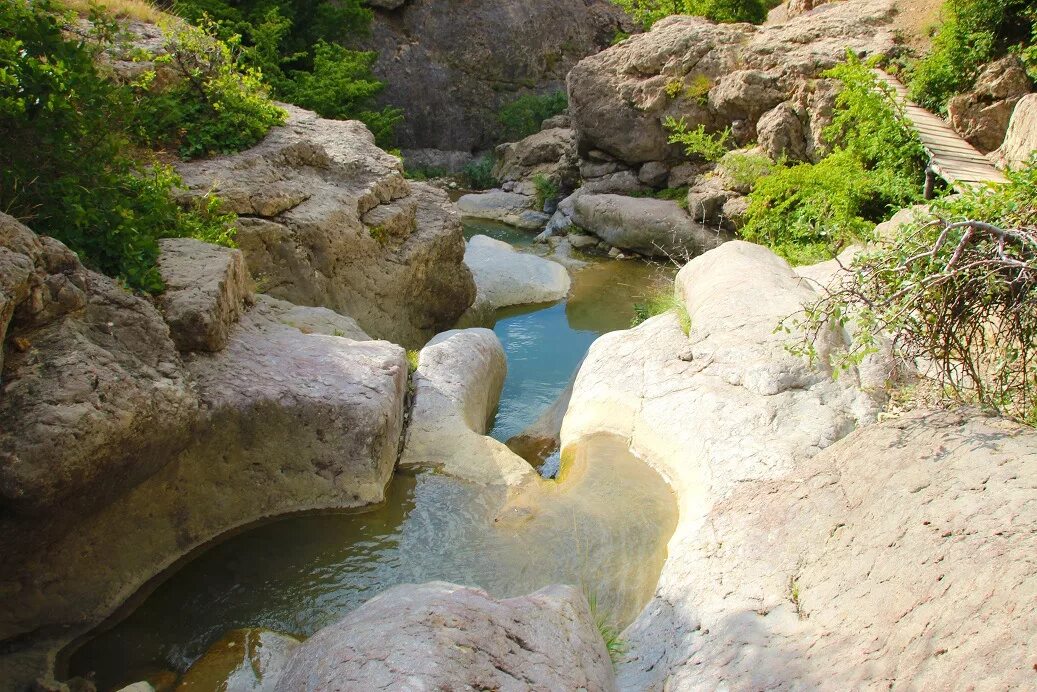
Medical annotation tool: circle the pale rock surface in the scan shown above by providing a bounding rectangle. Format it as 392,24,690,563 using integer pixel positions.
176,105,474,347
156,238,250,353
464,235,570,313
622,410,1037,690
948,55,1031,153
456,190,548,229
561,241,889,688
274,582,617,692
400,329,538,488
566,0,897,164
756,101,808,161
571,193,727,257
991,93,1037,170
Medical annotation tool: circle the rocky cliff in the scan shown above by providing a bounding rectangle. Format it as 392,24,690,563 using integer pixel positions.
362,0,631,169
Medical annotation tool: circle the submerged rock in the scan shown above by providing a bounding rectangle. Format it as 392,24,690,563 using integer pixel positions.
176,105,474,348
177,629,299,692
571,193,727,258
464,235,571,314
274,582,617,691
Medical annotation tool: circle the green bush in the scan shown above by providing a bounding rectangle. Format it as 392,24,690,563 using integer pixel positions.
716,151,775,189
461,156,497,190
133,19,286,159
497,91,567,143
532,174,561,209
791,162,1037,425
609,0,767,29
631,289,691,333
0,0,235,291
908,0,1035,113
665,117,731,162
741,55,925,265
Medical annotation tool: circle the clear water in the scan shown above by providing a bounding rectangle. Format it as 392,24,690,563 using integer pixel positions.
65,224,679,690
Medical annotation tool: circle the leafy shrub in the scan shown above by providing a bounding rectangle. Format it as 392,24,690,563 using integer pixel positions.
741,55,925,265
461,156,496,190
631,288,691,333
716,151,775,189
908,0,1035,112
497,91,567,143
532,174,561,210
609,0,767,29
665,117,731,162
0,0,235,291
685,73,713,104
134,19,286,159
791,162,1037,425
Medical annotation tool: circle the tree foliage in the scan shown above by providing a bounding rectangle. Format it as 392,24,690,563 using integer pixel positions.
0,0,236,291
609,0,768,29
497,91,568,143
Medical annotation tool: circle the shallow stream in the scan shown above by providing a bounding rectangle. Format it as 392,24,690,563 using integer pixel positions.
66,220,679,689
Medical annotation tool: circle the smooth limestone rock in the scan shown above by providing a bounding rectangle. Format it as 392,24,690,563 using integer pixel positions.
566,0,897,165
571,193,727,258
176,629,299,692
156,238,250,353
456,190,548,230
176,105,474,348
464,235,571,314
623,410,1037,690
560,240,888,689
401,329,539,488
991,93,1037,170
362,0,631,167
274,582,617,692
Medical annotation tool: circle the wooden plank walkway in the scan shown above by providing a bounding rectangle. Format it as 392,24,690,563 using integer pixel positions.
873,70,1008,191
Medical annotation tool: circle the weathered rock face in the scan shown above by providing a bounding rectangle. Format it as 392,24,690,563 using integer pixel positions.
401,328,538,488
362,0,631,167
156,238,249,353
571,193,728,257
176,105,474,348
561,240,889,688
567,0,897,165
464,235,571,314
0,215,197,523
493,127,580,192
991,93,1037,170
948,55,1031,153
274,582,617,691
622,410,1037,690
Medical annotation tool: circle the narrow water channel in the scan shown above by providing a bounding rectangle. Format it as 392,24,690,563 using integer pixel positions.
66,221,679,690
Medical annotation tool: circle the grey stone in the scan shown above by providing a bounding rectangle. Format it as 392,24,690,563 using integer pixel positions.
757,102,808,162
992,93,1037,170
464,235,570,313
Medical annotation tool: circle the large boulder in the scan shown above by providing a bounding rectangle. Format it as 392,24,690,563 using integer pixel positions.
175,105,474,348
274,582,617,691
571,193,727,257
991,93,1037,170
464,235,571,314
400,328,538,487
566,0,897,165
156,238,249,353
561,240,889,687
361,0,632,168
456,190,549,229
621,410,1037,689
493,127,580,192
948,55,1031,154
0,215,197,523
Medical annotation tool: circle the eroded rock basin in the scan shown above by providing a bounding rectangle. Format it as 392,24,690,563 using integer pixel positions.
65,224,679,689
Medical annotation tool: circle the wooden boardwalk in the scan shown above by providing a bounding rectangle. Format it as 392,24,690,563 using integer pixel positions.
873,70,1008,192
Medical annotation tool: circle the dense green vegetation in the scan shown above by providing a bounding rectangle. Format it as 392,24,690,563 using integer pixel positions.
665,117,731,162
610,0,772,29
173,0,402,145
497,91,568,143
740,55,926,264
0,0,253,291
908,0,1036,113
793,162,1037,425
